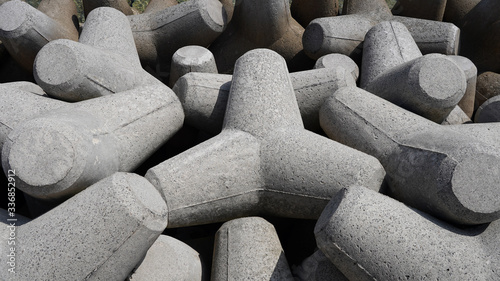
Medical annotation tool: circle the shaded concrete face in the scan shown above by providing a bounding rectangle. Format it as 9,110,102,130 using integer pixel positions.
0,173,168,281
291,0,339,27
146,49,385,228
129,0,227,70
392,0,447,21
475,71,500,111
209,0,313,73
320,87,500,225
211,217,294,281
0,0,79,71
83,0,135,17
315,186,499,280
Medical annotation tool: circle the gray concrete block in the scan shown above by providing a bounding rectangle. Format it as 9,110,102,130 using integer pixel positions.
292,250,348,281
291,0,338,27
129,0,227,70
2,85,184,201
314,53,360,82
209,0,313,73
211,217,294,281
34,7,161,102
0,172,168,281
474,95,500,123
127,235,202,281
146,49,385,228
315,185,500,280
320,86,500,225
0,0,79,71
169,45,218,88
392,0,447,21
361,21,466,123
303,1,460,60
447,55,477,118
173,64,356,134
0,85,65,150
441,105,472,125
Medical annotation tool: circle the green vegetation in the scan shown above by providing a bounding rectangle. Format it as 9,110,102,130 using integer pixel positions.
25,0,397,23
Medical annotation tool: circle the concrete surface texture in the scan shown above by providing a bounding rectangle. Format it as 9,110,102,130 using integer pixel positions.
0,0,79,71
361,21,466,123
475,71,500,111
209,0,313,73
34,7,162,101
392,0,447,21
146,49,385,228
173,56,357,134
143,0,178,13
211,217,294,281
129,0,227,70
169,45,218,87
320,86,500,225
303,0,459,61
0,172,168,281
2,85,184,201
291,0,339,27
293,250,349,281
315,186,500,280
127,235,203,281
83,0,137,17
474,95,500,123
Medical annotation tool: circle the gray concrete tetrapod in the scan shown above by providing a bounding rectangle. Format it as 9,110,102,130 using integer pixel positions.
475,71,500,111
0,0,79,71
83,0,136,17
0,85,65,150
445,0,500,73
209,0,313,73
447,55,477,118
392,0,447,21
2,85,184,202
303,0,460,60
129,0,227,70
127,235,202,281
320,86,500,225
34,7,162,102
441,105,471,125
315,186,500,280
474,95,500,123
0,172,168,281
146,49,385,228
211,217,294,281
361,21,466,123
169,45,218,88
314,53,360,81
293,250,348,281
291,0,339,27
173,56,357,134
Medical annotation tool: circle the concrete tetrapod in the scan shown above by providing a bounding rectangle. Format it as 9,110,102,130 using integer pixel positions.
360,21,466,123
146,49,385,228
392,0,447,21
290,0,339,27
211,217,294,281
169,45,218,88
127,235,203,281
315,186,500,280
2,85,184,202
34,7,162,102
293,250,348,281
173,56,357,134
320,86,500,225
209,0,313,73
0,85,65,150
129,0,227,70
475,71,500,111
0,0,79,71
474,95,500,123
0,172,168,281
303,0,460,60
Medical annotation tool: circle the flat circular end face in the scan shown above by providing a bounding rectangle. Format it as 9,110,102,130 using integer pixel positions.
8,128,75,188
475,97,500,123
303,22,324,56
205,0,225,27
174,45,214,65
452,152,500,215
34,42,79,87
416,56,466,103
0,1,28,34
